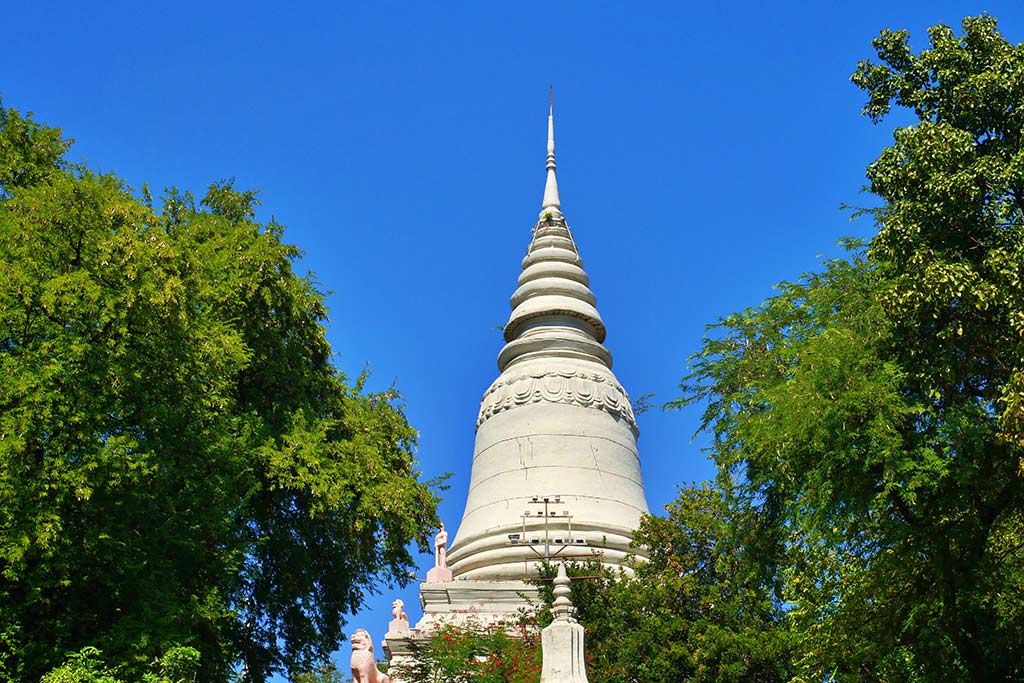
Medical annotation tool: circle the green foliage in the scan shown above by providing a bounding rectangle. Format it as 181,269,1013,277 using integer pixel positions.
290,660,349,683
41,648,123,683
0,104,441,682
40,646,200,683
143,647,201,683
534,484,794,683
676,15,1024,682
0,99,71,195
393,621,541,683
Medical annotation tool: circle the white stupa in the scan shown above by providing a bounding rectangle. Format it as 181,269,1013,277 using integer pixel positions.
446,101,649,581
386,102,649,666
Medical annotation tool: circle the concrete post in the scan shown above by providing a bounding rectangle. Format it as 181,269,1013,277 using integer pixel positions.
540,563,588,683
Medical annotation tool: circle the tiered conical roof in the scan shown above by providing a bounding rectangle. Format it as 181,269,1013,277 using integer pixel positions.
498,101,613,374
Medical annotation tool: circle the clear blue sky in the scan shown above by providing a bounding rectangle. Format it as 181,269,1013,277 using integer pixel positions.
5,0,1024,676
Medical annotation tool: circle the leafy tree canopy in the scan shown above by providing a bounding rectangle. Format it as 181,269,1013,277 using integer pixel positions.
0,101,441,683
40,646,200,683
676,14,1024,682
530,484,793,683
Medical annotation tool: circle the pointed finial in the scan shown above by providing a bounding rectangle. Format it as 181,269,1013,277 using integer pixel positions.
551,563,575,622
547,86,555,157
541,87,562,218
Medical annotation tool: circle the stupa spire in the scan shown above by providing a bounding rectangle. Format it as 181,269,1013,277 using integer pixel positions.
494,96,613,374
541,86,562,217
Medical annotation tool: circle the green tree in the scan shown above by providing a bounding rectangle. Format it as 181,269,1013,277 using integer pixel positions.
40,645,200,683
291,660,349,683
532,484,793,683
0,102,441,682
677,15,1024,682
40,648,123,683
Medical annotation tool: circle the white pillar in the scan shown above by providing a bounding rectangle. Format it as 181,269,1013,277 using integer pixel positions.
540,563,588,683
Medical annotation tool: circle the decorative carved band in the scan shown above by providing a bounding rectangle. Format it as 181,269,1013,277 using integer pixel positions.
476,367,638,433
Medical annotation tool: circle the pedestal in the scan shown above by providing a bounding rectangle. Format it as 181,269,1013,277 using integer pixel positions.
387,617,410,635
540,620,588,683
425,565,452,583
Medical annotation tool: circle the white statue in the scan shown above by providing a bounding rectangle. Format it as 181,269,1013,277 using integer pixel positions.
435,522,448,568
388,598,410,633
426,522,453,583
350,628,391,683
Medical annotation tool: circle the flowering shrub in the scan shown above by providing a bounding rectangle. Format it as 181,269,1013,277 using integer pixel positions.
393,620,540,683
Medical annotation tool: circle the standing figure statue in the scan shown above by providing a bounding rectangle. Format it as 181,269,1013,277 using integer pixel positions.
350,628,391,683
426,522,453,583
435,522,448,568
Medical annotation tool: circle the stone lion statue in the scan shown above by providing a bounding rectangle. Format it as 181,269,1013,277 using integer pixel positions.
350,628,391,683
